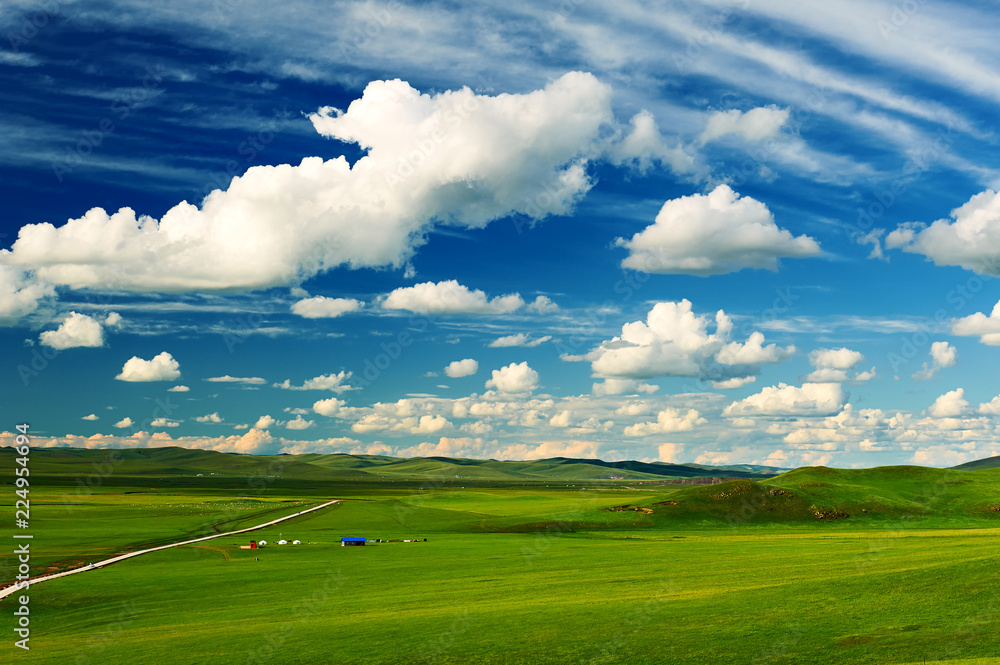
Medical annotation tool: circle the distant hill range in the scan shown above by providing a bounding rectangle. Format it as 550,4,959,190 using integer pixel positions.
1,446,788,483
951,455,1000,471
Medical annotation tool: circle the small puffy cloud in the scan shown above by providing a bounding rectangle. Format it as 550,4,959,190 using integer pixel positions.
254,415,277,430
104,312,123,327
382,280,523,315
527,296,559,314
291,296,363,318
624,408,706,436
810,348,865,370
195,413,223,423
806,347,874,383
39,312,106,349
608,109,695,174
274,371,356,393
113,417,134,428
81,414,99,421
116,352,181,382
285,415,315,430
715,332,795,365
444,359,478,378
592,378,658,396
168,385,190,392
489,333,552,348
575,299,790,381
712,376,756,390
151,418,181,428
313,397,345,417
952,300,1000,345
206,375,266,385
0,266,54,326
700,106,790,143
724,382,847,417
927,388,969,418
616,185,821,276
912,341,958,381
485,362,539,394
886,190,1000,276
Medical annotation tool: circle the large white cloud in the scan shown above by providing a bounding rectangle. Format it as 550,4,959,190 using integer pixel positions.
484,362,539,394
575,299,793,381
724,382,847,417
444,359,478,378
291,296,363,318
952,300,1000,345
115,352,181,382
382,280,523,315
615,185,821,276
1,73,611,294
886,190,1000,275
39,311,109,349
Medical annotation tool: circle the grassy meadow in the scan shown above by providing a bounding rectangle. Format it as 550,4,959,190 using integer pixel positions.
2,448,1000,664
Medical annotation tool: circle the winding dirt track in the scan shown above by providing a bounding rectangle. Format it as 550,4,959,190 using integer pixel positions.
0,499,339,601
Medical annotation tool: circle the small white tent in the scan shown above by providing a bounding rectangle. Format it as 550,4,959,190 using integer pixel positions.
292,540,301,545
258,540,267,546
277,539,288,545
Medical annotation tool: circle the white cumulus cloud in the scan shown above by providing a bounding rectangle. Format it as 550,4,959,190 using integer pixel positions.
927,388,969,418
724,382,847,417
444,359,478,378
952,300,1000,345
624,408,706,436
573,299,792,381
1,73,611,294
116,352,181,382
195,413,223,423
39,311,109,349
700,106,790,143
273,371,355,392
615,185,821,276
383,280,524,315
291,296,363,318
886,189,1000,276
485,362,539,394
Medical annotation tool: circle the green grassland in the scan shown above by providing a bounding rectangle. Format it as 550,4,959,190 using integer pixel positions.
2,448,1000,664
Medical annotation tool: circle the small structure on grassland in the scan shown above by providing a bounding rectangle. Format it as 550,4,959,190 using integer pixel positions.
240,540,259,550
292,540,301,545
341,537,366,547
277,539,288,545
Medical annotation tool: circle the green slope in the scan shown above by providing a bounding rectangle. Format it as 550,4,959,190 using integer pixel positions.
645,465,1000,527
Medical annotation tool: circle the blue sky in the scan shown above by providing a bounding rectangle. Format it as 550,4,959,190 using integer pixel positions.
2,0,1000,467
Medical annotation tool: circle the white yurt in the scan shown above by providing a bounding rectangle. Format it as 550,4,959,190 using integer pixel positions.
258,540,267,546
277,539,288,545
292,540,301,545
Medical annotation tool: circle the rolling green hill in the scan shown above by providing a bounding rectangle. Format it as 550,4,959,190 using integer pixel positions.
1,446,778,484
952,455,1000,470
642,464,1000,527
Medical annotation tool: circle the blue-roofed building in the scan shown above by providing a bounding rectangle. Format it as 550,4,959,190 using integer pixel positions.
341,537,367,547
